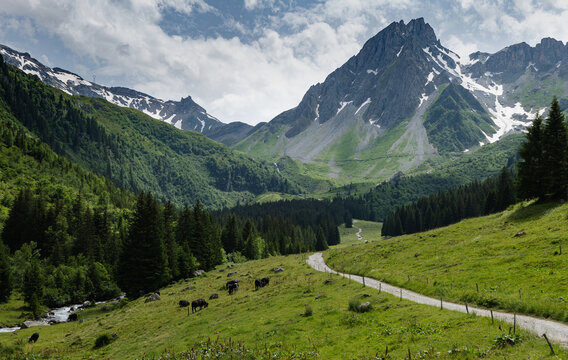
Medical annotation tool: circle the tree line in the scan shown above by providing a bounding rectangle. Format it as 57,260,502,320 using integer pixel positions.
381,168,516,236
0,189,345,315
382,97,567,237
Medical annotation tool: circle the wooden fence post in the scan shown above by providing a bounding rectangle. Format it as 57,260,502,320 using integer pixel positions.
543,334,555,355
490,310,494,324
465,303,469,314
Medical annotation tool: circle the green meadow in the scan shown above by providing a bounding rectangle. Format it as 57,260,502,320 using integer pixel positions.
1,248,564,359
327,201,568,324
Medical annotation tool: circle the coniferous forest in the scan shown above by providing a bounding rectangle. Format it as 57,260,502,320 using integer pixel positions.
0,58,344,316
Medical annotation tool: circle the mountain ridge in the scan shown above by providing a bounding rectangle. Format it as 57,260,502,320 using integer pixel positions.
0,44,224,133
230,18,568,183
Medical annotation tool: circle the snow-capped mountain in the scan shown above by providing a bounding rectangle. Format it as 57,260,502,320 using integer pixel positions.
233,18,567,180
0,44,224,133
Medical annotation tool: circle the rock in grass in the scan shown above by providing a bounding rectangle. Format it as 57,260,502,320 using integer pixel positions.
315,294,323,299
145,293,161,303
209,293,219,300
358,301,372,313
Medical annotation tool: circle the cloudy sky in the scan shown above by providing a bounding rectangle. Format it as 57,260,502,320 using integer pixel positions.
1,0,567,125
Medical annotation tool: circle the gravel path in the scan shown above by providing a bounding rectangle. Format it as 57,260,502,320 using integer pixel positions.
307,252,568,348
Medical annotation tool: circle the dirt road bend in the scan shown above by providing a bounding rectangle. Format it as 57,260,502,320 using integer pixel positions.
307,252,568,348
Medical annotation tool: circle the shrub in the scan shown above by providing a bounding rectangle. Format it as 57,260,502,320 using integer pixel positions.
348,298,361,312
94,333,115,349
493,334,522,349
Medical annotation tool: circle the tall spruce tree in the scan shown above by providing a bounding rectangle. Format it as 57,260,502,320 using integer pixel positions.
517,115,545,199
315,226,328,251
0,241,11,303
542,97,568,198
118,192,168,297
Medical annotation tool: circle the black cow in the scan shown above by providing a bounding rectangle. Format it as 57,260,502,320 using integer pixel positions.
179,300,190,307
191,298,208,313
228,282,239,295
255,277,270,290
28,332,39,343
226,279,240,289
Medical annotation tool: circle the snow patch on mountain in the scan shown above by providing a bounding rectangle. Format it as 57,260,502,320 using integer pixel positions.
355,98,371,115
397,45,404,57
485,100,538,143
337,101,352,115
425,72,434,86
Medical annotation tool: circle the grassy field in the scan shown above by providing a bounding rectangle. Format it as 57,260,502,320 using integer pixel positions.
327,200,568,325
337,220,383,248
0,294,27,328
1,248,564,359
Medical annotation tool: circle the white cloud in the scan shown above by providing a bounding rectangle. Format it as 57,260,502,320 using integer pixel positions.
445,36,479,61
1,0,567,126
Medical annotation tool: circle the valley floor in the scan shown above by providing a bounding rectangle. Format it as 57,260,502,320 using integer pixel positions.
1,246,565,359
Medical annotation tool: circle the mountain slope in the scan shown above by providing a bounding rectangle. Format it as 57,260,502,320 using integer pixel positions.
424,83,495,152
233,19,568,183
0,57,295,208
0,44,223,133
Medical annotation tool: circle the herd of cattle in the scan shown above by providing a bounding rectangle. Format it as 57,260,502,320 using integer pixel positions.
179,275,272,313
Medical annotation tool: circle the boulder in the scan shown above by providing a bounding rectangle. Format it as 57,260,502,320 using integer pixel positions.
67,313,78,322
323,278,332,284
145,293,161,303
358,301,372,312
192,270,205,277
209,293,219,300
273,267,284,273
315,293,323,300
514,231,526,237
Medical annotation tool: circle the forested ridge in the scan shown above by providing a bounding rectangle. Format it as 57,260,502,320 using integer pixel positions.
0,57,341,320
0,57,296,209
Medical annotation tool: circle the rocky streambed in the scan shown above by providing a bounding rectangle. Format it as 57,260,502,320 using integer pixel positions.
0,298,121,333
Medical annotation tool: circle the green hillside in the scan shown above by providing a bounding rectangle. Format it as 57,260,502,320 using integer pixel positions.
327,200,568,323
0,58,295,209
424,83,496,153
0,90,133,227
0,252,562,359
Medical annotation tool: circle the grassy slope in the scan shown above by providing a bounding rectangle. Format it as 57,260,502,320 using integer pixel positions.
1,250,564,359
327,201,568,324
337,220,382,248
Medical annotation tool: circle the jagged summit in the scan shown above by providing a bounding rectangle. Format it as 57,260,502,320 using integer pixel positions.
232,18,568,182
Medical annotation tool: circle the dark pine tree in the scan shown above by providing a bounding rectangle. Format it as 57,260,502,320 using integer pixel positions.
315,226,328,251
542,97,568,198
118,192,168,298
0,241,11,303
221,214,241,253
517,114,545,200
344,211,353,228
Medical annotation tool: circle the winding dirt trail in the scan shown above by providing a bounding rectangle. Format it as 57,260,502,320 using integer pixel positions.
307,252,568,348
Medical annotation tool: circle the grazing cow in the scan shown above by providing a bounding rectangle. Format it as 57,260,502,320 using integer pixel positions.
228,282,239,295
254,277,270,290
226,279,240,289
191,298,208,313
179,300,190,308
28,332,39,343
